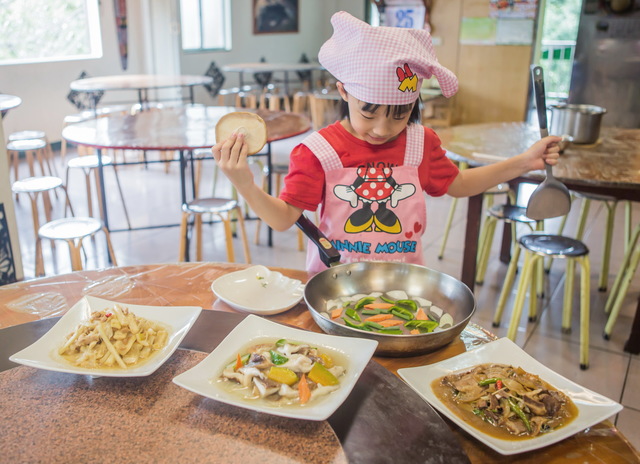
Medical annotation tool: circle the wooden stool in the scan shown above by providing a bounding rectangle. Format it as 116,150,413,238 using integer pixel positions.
38,217,117,271
603,221,640,340
476,204,540,285
65,154,132,229
178,198,251,263
504,234,591,369
11,176,74,277
8,130,57,176
7,138,52,183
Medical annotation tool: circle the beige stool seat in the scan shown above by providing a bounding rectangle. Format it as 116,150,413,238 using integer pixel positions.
12,176,74,277
65,154,131,229
178,198,251,264
501,233,591,369
7,138,53,182
38,217,117,271
475,204,539,285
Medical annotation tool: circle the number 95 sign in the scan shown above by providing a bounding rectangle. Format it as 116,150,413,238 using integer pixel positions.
384,6,426,29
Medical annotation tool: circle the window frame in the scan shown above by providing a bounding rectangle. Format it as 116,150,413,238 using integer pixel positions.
0,0,103,66
179,0,232,54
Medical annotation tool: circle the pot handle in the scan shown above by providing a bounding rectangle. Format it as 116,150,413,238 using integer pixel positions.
295,213,342,268
531,65,549,138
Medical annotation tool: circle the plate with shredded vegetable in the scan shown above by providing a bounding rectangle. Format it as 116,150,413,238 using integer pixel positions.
398,338,622,455
173,314,377,420
212,265,304,315
9,295,201,377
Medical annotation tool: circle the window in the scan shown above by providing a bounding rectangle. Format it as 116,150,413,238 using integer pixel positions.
180,0,231,52
0,0,102,65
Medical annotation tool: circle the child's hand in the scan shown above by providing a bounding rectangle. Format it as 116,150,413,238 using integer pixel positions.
524,135,562,172
211,132,255,189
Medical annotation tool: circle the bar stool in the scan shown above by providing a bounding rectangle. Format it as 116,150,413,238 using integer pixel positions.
475,204,540,285
571,192,629,292
437,161,512,260
8,130,57,176
38,217,117,271
65,154,132,229
178,198,251,263
7,139,52,183
503,234,591,369
11,176,74,277
603,221,640,340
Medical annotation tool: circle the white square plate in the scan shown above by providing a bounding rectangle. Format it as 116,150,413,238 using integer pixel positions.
397,337,622,455
9,295,202,377
211,265,304,315
173,314,378,421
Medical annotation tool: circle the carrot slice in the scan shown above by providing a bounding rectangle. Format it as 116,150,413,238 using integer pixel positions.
364,314,394,323
299,373,311,405
415,308,429,321
410,329,420,335
378,319,404,327
235,353,243,371
331,308,343,319
363,302,394,310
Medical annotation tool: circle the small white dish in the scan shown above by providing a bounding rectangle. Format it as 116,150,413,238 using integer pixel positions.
397,338,622,455
211,265,304,315
9,295,202,377
173,314,377,421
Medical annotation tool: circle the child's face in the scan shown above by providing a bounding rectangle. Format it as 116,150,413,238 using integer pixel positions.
337,83,414,145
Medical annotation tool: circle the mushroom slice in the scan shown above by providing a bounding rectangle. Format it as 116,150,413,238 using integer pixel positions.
215,111,267,155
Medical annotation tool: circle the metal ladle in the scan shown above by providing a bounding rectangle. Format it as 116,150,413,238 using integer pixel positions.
525,66,571,220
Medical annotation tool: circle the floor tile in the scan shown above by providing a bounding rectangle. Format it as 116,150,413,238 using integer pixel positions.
615,406,640,453
622,357,640,410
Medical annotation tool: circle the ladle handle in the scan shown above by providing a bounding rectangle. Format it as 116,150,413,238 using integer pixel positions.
295,213,342,268
532,66,549,138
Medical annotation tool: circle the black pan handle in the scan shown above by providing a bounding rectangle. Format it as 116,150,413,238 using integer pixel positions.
295,213,342,268
531,65,549,138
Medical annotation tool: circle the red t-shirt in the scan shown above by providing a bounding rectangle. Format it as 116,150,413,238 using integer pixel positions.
279,121,459,211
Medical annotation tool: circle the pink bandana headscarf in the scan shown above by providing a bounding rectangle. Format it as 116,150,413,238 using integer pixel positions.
318,11,458,105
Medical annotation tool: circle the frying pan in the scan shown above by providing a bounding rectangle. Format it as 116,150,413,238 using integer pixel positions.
525,66,572,220
296,214,476,357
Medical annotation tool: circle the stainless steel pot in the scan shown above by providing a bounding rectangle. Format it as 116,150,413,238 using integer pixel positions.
297,215,476,357
548,104,607,144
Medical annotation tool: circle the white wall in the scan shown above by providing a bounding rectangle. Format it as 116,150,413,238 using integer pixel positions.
0,0,364,144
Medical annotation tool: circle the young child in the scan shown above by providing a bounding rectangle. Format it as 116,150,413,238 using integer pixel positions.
213,11,561,274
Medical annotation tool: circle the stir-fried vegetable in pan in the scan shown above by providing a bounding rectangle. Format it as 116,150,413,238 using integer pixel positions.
433,364,578,439
321,290,454,335
218,339,345,406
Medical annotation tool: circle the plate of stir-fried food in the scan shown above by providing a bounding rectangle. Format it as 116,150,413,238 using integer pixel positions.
398,338,622,455
10,296,201,377
173,314,377,420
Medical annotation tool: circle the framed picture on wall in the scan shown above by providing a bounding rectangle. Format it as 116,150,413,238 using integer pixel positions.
253,0,299,34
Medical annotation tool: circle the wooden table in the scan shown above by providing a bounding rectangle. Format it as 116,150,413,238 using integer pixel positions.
438,122,640,353
0,263,637,463
69,74,214,110
0,94,22,118
61,106,310,245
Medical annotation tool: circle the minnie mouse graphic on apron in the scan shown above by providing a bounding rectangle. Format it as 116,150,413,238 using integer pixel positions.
303,123,427,274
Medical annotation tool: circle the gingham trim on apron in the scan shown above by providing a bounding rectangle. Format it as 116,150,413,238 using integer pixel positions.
404,124,424,167
301,131,343,171
302,124,425,171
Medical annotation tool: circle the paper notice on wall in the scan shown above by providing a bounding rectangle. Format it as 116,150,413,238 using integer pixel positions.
496,19,534,45
384,6,426,29
460,18,497,45
489,0,538,19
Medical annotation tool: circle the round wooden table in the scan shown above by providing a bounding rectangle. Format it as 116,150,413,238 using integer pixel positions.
69,74,214,110
0,94,22,118
62,106,310,244
438,123,640,353
0,263,637,463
